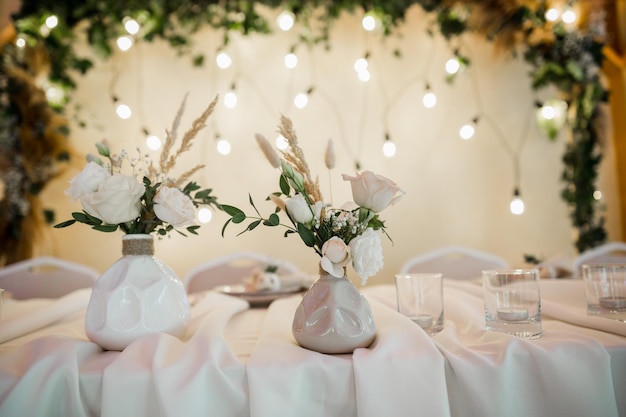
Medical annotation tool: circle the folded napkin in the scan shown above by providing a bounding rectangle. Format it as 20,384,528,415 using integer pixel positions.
241,271,314,292
0,288,91,344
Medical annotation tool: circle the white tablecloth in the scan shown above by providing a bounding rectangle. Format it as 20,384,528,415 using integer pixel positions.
0,279,624,417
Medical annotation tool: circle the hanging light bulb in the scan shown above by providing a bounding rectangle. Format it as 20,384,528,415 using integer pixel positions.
15,37,26,48
294,87,313,109
354,52,370,82
561,8,577,24
422,84,437,108
445,56,461,74
459,117,478,140
216,137,232,155
284,52,298,69
45,15,58,29
362,14,377,31
545,7,560,22
224,84,237,109
510,188,525,215
115,101,132,119
123,17,140,35
382,133,396,157
117,36,134,51
536,99,568,140
44,83,65,105
275,134,288,150
146,134,162,150
197,207,213,224
216,51,232,69
277,10,295,31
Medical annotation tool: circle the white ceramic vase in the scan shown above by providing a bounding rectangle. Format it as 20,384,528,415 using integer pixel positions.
85,234,190,351
292,267,376,354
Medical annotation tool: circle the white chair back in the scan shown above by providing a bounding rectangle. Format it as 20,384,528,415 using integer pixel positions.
399,245,509,280
183,251,301,293
573,241,626,277
0,256,99,299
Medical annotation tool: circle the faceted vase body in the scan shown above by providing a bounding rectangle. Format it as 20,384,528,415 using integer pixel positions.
85,234,190,351
292,268,376,354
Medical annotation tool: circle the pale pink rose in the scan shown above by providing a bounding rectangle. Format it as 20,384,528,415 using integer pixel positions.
154,186,196,227
342,171,404,213
80,174,144,224
65,162,110,200
349,228,383,285
285,194,313,224
320,236,351,278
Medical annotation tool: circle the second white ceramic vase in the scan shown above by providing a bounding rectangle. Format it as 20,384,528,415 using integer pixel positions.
292,266,376,354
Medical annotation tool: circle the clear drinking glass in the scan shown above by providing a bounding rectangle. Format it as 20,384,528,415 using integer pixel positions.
482,269,542,339
395,273,444,335
582,264,626,322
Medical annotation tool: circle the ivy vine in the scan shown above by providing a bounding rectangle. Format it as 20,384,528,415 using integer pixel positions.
5,0,609,253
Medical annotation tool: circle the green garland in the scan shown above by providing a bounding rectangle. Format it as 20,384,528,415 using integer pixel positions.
7,0,609,252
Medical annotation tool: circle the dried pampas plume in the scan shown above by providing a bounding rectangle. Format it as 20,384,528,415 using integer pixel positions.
324,139,335,170
255,133,281,168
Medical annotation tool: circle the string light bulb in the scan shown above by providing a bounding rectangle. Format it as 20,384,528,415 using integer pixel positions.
15,37,26,48
277,11,295,31
45,15,58,29
123,17,140,35
224,84,237,109
197,207,213,224
382,133,396,157
545,7,560,22
216,51,232,69
422,84,437,108
459,117,478,140
561,8,577,24
284,52,298,69
216,136,232,155
354,53,370,82
112,97,132,119
445,56,461,74
536,99,568,139
362,14,377,31
510,188,525,215
145,134,162,150
275,134,288,150
116,36,134,51
294,87,313,109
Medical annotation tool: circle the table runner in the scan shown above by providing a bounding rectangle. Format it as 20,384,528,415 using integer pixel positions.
246,294,450,417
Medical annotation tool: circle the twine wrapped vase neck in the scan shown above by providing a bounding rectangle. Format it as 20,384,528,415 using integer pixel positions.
122,234,154,256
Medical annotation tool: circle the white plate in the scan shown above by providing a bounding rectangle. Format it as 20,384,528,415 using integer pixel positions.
215,283,304,306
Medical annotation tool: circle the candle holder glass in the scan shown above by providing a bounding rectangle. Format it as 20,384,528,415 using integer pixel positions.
395,273,444,335
582,264,626,322
482,269,542,339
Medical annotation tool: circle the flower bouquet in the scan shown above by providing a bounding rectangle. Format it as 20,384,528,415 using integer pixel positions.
222,115,403,353
55,94,221,351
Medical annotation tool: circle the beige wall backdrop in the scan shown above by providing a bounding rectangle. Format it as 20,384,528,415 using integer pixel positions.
39,6,622,285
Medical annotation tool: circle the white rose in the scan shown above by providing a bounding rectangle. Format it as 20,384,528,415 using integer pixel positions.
320,236,351,278
342,171,404,213
349,228,383,285
154,186,196,227
285,194,313,224
65,161,110,200
80,174,145,224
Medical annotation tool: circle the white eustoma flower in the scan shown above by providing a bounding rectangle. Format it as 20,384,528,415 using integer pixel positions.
154,186,196,227
65,161,110,200
349,228,383,285
80,174,145,224
320,236,351,278
342,170,405,213
285,194,313,224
